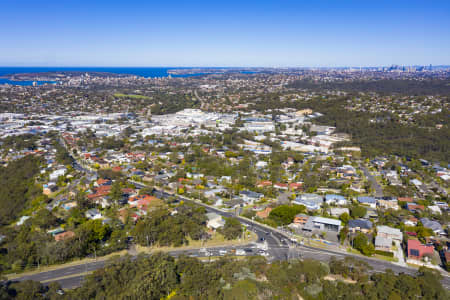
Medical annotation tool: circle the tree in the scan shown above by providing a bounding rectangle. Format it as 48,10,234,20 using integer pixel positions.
220,217,242,240
31,209,58,230
109,181,123,204
0,155,42,225
75,190,90,210
76,219,111,254
339,212,350,225
350,205,367,219
353,233,374,256
339,227,348,245
269,205,306,226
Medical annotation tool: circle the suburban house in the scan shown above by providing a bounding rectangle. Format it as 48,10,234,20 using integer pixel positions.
375,225,402,252
348,219,373,233
377,226,403,241
85,208,102,220
54,230,75,242
49,167,67,181
206,212,225,230
328,207,349,218
240,190,263,205
129,194,160,211
377,198,399,210
428,205,442,215
357,196,376,208
403,217,418,226
406,203,425,213
289,182,303,191
204,187,227,199
375,236,393,252
273,183,289,190
303,216,341,233
43,183,58,195
87,185,112,201
95,178,112,187
256,207,272,219
420,218,445,236
257,180,272,188
325,194,347,206
293,193,323,210
398,197,413,203
407,239,434,261
293,213,309,225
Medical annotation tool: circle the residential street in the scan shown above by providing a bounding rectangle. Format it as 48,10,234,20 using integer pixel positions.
361,165,384,197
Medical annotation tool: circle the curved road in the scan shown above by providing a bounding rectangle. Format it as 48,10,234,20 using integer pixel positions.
10,150,448,289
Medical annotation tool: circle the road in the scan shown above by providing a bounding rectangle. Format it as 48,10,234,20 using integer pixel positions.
361,165,383,197
11,183,450,290
13,244,266,289
136,183,450,288
12,148,448,289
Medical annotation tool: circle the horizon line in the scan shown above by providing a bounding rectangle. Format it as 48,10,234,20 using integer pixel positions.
1,65,449,69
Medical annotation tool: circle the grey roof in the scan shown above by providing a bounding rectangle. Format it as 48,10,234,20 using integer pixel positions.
313,217,341,227
348,219,372,230
376,225,403,240
325,194,346,201
375,236,392,248
297,193,323,204
240,190,263,199
420,218,443,232
357,196,376,204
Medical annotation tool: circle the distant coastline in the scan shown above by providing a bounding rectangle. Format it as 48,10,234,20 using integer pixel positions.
0,67,258,86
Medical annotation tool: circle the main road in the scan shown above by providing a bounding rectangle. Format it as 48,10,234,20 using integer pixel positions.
10,181,450,289
11,147,448,289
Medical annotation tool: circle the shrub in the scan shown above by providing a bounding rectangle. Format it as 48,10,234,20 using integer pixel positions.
375,250,394,257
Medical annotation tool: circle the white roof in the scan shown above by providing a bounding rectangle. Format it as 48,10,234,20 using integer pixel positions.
377,225,402,239
375,236,392,247
312,216,341,226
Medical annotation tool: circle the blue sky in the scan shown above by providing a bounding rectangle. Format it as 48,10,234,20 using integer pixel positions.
1,0,450,67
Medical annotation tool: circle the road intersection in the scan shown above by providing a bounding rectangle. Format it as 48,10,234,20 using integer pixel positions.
10,152,448,289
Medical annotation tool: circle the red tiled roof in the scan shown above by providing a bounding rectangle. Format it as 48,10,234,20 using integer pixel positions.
398,197,413,202
408,239,434,259
54,231,75,241
129,194,159,209
256,207,272,219
289,182,303,190
96,178,111,186
257,180,272,187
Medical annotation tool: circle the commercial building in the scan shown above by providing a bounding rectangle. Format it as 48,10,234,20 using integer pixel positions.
303,216,341,233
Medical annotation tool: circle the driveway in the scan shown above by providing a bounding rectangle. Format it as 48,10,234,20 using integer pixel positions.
394,240,407,267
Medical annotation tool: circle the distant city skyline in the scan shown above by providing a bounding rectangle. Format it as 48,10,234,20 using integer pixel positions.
1,0,450,67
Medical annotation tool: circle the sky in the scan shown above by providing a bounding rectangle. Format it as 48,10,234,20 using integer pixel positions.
1,0,450,67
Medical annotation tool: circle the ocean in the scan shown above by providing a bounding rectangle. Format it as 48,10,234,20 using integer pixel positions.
0,67,204,86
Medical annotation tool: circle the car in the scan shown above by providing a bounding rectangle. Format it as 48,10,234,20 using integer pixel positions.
219,250,227,255
236,249,245,256
244,248,253,253
260,237,265,241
